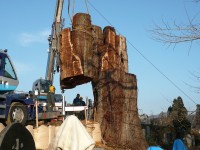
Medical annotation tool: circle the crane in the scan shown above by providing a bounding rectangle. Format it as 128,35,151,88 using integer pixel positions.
32,0,64,93
46,0,64,82
32,0,65,114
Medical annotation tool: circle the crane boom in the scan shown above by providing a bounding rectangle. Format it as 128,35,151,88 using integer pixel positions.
45,0,64,82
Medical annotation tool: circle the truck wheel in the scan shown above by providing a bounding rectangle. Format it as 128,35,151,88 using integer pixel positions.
6,102,27,125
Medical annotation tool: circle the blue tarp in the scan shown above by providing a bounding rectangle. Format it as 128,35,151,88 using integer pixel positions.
147,146,163,150
172,139,188,150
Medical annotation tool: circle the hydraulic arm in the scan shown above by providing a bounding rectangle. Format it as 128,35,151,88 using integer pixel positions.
45,0,64,83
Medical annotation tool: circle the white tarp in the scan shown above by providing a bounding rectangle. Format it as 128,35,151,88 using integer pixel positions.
53,115,95,150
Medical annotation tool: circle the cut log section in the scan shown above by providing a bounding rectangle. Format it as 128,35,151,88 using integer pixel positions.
60,13,93,89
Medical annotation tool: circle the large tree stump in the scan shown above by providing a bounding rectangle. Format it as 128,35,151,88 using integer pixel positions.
59,13,147,149
92,70,146,149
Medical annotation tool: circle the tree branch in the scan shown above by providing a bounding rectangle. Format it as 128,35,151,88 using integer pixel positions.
150,22,200,44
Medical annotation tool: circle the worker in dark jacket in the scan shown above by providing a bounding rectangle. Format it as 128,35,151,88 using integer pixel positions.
79,97,86,120
72,94,81,117
80,97,86,106
46,85,56,112
73,94,81,106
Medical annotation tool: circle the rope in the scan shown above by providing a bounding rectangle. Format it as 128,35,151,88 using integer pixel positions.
84,0,90,14
72,27,94,38
72,0,75,19
68,0,73,24
68,0,90,24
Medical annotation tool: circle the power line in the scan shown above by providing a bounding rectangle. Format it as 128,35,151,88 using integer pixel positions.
128,40,197,105
87,0,197,106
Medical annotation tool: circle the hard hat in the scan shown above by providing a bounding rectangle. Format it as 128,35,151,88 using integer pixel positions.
49,85,55,92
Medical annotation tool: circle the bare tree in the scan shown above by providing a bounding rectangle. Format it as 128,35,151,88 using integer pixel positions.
150,1,200,95
150,2,200,49
151,21,200,44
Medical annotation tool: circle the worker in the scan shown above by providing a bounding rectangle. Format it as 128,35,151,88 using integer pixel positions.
79,97,86,120
80,97,86,106
46,85,56,112
73,93,81,106
172,131,188,150
88,99,94,120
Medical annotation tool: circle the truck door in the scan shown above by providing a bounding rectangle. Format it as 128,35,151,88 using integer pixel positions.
0,52,19,94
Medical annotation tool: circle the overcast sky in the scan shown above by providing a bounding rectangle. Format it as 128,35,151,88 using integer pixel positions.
0,0,199,115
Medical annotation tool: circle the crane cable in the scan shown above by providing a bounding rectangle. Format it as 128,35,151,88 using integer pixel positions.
67,0,90,24
72,0,75,18
84,0,89,14
67,0,73,24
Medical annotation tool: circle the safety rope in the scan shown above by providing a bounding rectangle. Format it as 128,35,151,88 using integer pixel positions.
68,0,73,24
84,0,89,14
72,26,94,38
72,0,75,18
68,0,90,25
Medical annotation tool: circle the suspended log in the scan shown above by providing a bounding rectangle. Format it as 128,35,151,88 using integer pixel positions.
60,13,94,89
60,28,75,89
71,13,94,78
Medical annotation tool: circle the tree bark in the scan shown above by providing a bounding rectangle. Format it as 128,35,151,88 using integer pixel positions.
59,13,147,149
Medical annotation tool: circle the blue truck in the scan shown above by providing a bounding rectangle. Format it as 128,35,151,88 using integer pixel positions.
0,49,35,125
0,49,62,125
0,0,65,125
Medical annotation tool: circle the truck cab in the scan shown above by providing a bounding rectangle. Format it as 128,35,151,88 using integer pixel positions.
0,49,18,94
0,49,35,125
